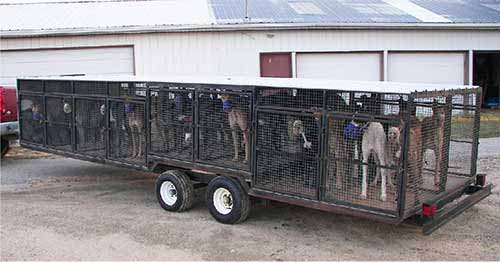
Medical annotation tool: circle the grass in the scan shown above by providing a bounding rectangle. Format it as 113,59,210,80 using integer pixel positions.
451,111,500,139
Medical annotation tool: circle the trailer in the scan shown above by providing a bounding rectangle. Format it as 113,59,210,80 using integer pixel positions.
17,76,492,234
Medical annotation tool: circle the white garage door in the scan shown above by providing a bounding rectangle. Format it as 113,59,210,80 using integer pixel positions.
0,46,134,86
296,52,382,81
388,52,465,85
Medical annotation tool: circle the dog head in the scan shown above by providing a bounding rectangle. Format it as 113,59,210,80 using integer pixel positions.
388,126,402,159
31,103,40,113
63,102,72,114
292,120,304,137
388,126,401,144
433,106,446,124
100,104,106,116
220,94,233,112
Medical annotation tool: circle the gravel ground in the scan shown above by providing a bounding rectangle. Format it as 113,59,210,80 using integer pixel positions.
0,140,499,261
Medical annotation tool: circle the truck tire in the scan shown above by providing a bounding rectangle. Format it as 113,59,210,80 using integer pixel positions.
1,138,10,158
156,170,194,212
206,176,250,224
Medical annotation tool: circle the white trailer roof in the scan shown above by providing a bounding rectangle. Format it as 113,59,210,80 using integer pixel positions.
19,75,478,95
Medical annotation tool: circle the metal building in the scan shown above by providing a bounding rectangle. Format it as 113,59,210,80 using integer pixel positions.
1,0,500,104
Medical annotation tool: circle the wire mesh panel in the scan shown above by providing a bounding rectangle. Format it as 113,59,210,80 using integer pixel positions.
109,82,147,98
257,88,324,110
74,81,107,96
323,92,404,213
108,101,146,165
404,115,425,212
46,96,73,151
197,91,251,171
402,93,467,216
18,80,43,93
448,92,478,178
18,95,45,144
45,80,72,94
75,98,106,157
150,87,194,161
254,111,320,199
413,97,451,194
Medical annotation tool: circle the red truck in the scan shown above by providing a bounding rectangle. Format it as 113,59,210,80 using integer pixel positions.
0,86,18,157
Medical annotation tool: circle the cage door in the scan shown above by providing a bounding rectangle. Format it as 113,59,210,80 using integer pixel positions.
45,96,73,151
108,100,147,165
74,98,107,158
254,110,321,199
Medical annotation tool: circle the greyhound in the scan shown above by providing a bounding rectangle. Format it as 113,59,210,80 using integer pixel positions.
221,94,249,163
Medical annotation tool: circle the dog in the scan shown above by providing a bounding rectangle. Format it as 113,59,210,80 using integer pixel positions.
420,104,446,189
360,122,392,202
407,118,424,206
221,94,249,163
29,103,44,143
371,125,402,188
328,118,347,189
124,103,144,158
150,97,174,152
287,119,312,154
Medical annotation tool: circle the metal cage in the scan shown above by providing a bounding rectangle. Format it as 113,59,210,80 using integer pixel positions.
18,77,483,224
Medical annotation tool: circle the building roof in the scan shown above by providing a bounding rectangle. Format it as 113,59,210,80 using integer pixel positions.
20,75,478,95
2,0,500,38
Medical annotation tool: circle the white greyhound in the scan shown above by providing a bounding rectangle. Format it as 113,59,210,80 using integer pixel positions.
360,122,392,202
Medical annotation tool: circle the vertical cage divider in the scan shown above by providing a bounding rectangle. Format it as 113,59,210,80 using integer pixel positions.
43,89,48,147
398,94,414,218
193,87,200,163
471,89,482,177
318,109,328,201
318,90,328,200
16,79,23,143
250,87,258,177
145,85,151,165
105,83,110,160
439,95,454,192
72,84,76,152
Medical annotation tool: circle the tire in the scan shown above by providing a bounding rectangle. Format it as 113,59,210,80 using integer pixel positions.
156,170,194,212
1,138,10,158
206,176,250,224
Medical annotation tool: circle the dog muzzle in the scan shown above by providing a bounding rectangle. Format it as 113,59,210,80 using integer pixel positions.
344,122,362,140
223,100,232,112
124,103,133,113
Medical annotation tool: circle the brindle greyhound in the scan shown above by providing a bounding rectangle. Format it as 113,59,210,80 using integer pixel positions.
125,103,144,158
221,94,249,163
421,102,446,190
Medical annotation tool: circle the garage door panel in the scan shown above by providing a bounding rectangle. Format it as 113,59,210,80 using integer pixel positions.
0,46,134,86
297,53,382,81
388,52,465,85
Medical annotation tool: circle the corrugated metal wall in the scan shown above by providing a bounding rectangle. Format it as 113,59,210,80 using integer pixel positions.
1,29,500,77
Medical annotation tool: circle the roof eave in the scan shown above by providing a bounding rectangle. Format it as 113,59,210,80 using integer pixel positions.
2,22,500,38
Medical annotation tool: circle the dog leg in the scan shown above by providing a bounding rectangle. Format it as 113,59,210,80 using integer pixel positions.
130,125,137,158
371,163,380,187
379,155,387,202
243,129,249,164
335,159,342,189
434,142,442,188
387,168,395,188
333,136,342,189
137,125,142,158
361,149,370,199
232,129,239,161
380,169,387,202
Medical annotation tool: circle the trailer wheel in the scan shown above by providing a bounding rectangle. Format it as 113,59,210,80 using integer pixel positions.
206,176,250,224
1,138,10,158
156,170,194,212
